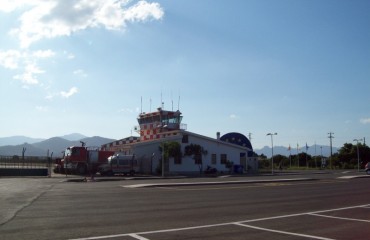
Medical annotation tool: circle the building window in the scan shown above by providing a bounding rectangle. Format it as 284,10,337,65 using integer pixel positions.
211,154,217,165
182,134,189,143
220,154,227,164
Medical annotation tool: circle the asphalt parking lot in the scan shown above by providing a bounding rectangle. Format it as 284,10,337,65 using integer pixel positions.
1,171,370,240
68,203,370,240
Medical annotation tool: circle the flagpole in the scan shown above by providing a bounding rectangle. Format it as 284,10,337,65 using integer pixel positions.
297,143,300,168
306,143,309,169
288,145,291,169
314,141,317,168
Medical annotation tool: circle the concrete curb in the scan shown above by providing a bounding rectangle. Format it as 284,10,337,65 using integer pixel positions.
123,178,317,188
337,175,370,179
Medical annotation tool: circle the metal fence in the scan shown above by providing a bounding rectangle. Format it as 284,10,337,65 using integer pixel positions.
0,155,51,169
0,155,53,176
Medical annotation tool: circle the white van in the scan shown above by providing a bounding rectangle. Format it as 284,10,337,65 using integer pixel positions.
98,154,138,176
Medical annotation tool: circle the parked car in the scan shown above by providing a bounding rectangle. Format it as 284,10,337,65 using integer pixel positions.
98,154,138,176
365,162,370,175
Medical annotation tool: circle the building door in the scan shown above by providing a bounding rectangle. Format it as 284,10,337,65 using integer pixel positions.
240,153,247,172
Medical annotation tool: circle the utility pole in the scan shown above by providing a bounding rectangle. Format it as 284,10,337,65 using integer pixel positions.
328,132,334,169
353,139,362,172
267,133,277,175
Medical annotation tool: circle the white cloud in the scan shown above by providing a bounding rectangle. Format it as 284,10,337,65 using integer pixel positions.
13,63,44,85
73,69,88,78
229,114,238,119
32,49,55,58
360,118,370,124
0,49,55,86
60,87,78,98
0,50,22,69
123,1,164,22
67,54,75,59
0,0,38,12
4,0,164,48
62,50,75,59
36,105,48,112
45,93,55,100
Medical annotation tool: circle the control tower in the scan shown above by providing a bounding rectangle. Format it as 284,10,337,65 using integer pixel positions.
137,107,186,141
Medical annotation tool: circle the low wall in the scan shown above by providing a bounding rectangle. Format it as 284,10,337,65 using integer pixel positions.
0,168,48,176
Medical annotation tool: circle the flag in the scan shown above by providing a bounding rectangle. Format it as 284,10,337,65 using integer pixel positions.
288,145,291,151
306,143,309,151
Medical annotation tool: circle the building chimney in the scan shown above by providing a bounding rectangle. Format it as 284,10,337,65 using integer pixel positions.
216,132,220,140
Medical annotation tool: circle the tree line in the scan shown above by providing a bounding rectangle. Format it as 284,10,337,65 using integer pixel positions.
260,142,370,170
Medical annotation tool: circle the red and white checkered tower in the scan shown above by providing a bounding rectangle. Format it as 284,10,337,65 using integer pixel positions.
137,107,185,141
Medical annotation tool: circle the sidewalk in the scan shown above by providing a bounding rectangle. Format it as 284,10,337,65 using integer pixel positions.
122,177,317,188
54,169,370,183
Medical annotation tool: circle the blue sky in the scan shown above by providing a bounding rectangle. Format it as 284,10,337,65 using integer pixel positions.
0,0,369,149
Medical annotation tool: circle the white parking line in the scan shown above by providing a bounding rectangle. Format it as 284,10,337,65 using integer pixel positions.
70,222,231,240
69,203,370,240
308,213,370,223
234,223,334,240
310,204,370,214
128,234,151,240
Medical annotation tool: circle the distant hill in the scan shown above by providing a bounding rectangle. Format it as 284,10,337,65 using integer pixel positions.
58,133,88,141
0,136,45,146
0,143,46,156
0,135,116,157
255,145,338,158
79,136,115,148
32,137,79,157
0,134,338,158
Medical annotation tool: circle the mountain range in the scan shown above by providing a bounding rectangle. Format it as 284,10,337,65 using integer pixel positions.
0,134,115,157
0,134,338,158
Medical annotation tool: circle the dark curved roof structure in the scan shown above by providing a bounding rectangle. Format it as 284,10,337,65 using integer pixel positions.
220,132,253,150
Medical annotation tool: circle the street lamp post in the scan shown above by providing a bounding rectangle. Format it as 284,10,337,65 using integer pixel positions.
162,142,165,177
267,133,277,174
353,139,362,172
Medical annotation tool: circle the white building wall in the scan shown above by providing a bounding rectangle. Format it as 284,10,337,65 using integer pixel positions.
132,136,182,174
128,131,255,175
169,133,248,174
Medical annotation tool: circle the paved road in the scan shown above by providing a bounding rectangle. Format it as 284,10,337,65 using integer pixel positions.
1,171,369,240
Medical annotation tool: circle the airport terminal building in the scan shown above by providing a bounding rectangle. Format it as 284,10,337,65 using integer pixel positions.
101,108,257,175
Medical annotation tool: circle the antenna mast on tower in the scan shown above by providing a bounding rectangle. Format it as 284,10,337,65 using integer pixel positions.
178,95,181,110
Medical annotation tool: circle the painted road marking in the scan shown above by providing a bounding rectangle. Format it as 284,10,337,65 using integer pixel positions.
234,223,334,240
69,203,370,240
308,213,370,223
128,234,151,240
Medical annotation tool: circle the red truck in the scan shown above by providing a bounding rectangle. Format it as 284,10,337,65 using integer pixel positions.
54,145,114,175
